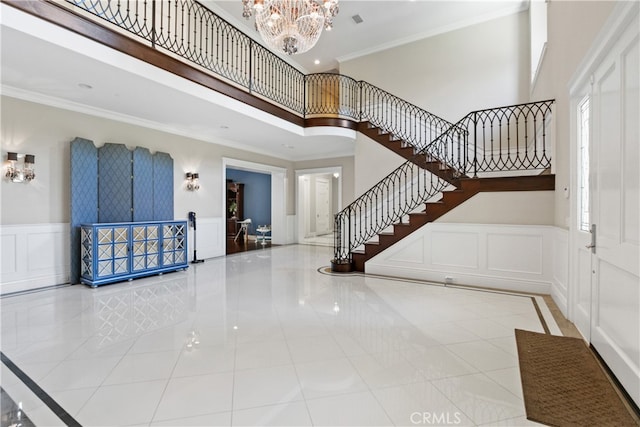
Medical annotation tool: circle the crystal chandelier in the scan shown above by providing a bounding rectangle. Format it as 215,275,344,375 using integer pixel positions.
241,0,339,55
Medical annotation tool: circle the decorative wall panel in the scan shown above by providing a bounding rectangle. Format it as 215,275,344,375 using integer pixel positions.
486,233,543,274
70,137,98,284
366,223,554,294
70,138,174,284
1,224,70,294
153,152,174,220
98,143,133,223
133,147,154,221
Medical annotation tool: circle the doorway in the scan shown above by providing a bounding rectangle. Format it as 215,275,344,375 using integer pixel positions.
222,158,287,253
296,167,342,246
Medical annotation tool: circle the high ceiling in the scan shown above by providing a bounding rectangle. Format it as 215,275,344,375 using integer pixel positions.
1,1,528,161
203,1,528,72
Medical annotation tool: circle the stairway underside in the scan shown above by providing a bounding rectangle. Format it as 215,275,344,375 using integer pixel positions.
350,174,555,272
357,122,465,186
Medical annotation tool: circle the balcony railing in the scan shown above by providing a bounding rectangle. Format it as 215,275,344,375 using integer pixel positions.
52,0,455,154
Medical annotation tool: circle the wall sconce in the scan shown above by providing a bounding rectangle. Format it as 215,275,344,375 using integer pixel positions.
185,172,200,191
5,152,35,183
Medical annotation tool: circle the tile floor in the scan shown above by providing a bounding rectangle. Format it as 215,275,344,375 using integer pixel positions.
0,245,555,426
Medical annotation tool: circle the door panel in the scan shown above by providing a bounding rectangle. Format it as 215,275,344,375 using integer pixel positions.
590,21,639,407
574,247,592,339
315,178,331,235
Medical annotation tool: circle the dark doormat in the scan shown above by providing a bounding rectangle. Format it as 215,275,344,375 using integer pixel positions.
515,329,639,427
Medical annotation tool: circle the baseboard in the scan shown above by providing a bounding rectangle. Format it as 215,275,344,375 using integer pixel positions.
365,264,551,294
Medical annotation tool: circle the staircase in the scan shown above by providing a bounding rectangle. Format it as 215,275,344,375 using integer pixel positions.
333,100,556,273
350,175,555,271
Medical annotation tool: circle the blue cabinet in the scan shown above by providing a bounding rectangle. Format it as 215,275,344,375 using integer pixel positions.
80,221,188,287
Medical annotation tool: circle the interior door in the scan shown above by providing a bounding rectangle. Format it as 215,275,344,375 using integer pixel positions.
315,177,331,235
589,18,639,407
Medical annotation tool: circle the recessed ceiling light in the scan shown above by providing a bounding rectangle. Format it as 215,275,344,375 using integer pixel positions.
78,83,92,89
314,59,320,65
281,144,294,149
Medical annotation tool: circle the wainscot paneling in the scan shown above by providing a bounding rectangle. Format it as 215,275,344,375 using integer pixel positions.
551,228,569,316
186,217,224,261
1,223,70,295
366,223,558,294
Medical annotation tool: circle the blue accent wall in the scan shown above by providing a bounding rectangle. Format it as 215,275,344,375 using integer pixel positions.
227,169,271,231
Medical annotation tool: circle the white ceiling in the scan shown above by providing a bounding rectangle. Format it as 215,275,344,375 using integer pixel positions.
1,1,527,161
204,1,528,72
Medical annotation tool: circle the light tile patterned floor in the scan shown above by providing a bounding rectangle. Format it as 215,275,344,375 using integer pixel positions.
0,245,551,426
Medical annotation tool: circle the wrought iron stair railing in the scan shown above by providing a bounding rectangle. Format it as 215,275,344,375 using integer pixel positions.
332,100,555,270
428,100,555,178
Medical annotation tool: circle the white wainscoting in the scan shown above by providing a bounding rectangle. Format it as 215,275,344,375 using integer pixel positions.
286,215,297,245
367,223,568,295
551,228,569,316
1,219,227,295
1,223,70,294
186,217,225,261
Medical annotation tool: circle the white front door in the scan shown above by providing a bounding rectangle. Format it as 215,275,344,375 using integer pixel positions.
588,12,639,406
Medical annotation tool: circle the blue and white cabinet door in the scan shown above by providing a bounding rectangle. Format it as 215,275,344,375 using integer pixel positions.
96,225,130,279
162,222,187,267
132,224,160,272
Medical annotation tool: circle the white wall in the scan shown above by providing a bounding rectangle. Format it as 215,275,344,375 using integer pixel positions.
294,156,354,211
341,11,531,204
0,96,295,224
340,11,531,122
437,191,555,225
530,1,617,228
0,96,297,292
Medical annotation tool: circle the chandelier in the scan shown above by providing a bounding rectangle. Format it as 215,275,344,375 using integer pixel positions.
241,0,339,55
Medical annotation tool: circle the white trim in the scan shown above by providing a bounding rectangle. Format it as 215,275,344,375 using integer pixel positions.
568,1,639,94
1,223,70,294
551,227,569,317
530,42,547,95
222,158,288,246
366,223,560,295
368,265,551,295
295,166,343,245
